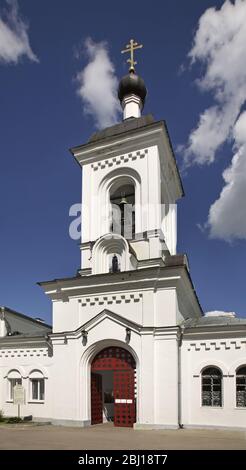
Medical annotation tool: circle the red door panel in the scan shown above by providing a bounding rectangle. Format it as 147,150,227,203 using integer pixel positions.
91,347,136,371
114,369,135,427
91,373,103,425
91,347,136,428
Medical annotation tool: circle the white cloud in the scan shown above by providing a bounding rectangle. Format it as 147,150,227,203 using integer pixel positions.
180,1,246,242
182,0,246,166
0,0,38,64
208,111,246,240
76,38,120,129
205,311,236,317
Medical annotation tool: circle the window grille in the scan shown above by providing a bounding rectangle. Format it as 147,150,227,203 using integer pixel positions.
202,367,222,407
236,366,246,408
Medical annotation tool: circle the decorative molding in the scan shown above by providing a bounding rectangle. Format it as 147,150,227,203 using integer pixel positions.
187,339,246,352
79,293,143,307
91,149,148,171
0,348,49,359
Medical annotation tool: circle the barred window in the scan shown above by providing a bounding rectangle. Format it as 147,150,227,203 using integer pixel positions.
202,367,222,407
236,366,246,408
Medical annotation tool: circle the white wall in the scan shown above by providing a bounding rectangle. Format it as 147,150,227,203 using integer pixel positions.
0,345,53,420
50,311,181,428
181,335,246,429
52,287,180,333
1,312,246,429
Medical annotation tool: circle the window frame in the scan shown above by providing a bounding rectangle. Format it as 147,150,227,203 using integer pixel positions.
201,366,223,408
29,377,45,403
236,366,246,409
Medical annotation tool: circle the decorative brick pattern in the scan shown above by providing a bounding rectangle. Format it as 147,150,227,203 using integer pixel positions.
79,293,142,307
0,348,48,358
187,340,246,352
91,149,148,171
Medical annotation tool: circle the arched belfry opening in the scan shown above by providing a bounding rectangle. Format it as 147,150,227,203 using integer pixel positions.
91,233,130,274
91,346,136,427
110,183,135,239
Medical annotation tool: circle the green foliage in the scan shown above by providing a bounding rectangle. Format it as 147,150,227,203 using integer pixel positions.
6,417,23,423
0,411,24,424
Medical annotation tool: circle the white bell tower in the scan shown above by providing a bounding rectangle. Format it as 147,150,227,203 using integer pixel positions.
71,42,183,276
39,40,203,430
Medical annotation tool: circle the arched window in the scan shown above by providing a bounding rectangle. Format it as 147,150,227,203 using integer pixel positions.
236,366,246,408
29,370,45,402
110,183,135,239
7,370,22,401
202,367,222,407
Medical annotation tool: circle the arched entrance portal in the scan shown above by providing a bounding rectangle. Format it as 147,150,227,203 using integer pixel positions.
91,346,136,427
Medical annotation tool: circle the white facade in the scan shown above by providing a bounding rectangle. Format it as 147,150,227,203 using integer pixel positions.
1,83,246,430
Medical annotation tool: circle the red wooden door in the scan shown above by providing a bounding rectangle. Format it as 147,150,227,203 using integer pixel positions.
91,347,136,371
114,369,135,427
91,373,103,425
91,347,136,427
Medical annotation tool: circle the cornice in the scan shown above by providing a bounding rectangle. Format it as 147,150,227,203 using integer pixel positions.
183,325,246,339
49,309,180,342
0,335,50,348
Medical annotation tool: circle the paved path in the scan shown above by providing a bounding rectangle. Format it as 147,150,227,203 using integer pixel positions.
0,423,245,450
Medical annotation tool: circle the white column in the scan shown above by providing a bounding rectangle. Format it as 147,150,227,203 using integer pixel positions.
154,331,179,427
136,333,155,427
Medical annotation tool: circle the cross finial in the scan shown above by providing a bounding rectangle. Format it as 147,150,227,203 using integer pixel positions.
121,39,143,73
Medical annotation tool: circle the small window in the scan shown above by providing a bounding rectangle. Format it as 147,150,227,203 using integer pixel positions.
30,379,45,401
202,367,222,407
109,254,120,273
236,366,246,408
8,378,22,401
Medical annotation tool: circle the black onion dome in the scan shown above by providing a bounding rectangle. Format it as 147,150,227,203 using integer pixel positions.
118,72,147,105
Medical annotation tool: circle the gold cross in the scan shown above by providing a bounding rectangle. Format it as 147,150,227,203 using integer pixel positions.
121,39,143,73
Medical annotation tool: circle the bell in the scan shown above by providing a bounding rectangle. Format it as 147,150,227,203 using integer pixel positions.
119,193,128,205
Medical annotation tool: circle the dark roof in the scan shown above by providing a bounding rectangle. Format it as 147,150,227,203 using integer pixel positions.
0,333,50,340
184,316,246,328
1,306,51,338
88,114,154,143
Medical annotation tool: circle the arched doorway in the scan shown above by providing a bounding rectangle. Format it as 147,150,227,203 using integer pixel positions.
91,346,136,427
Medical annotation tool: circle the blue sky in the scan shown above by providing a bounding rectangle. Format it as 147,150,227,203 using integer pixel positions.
0,0,246,324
